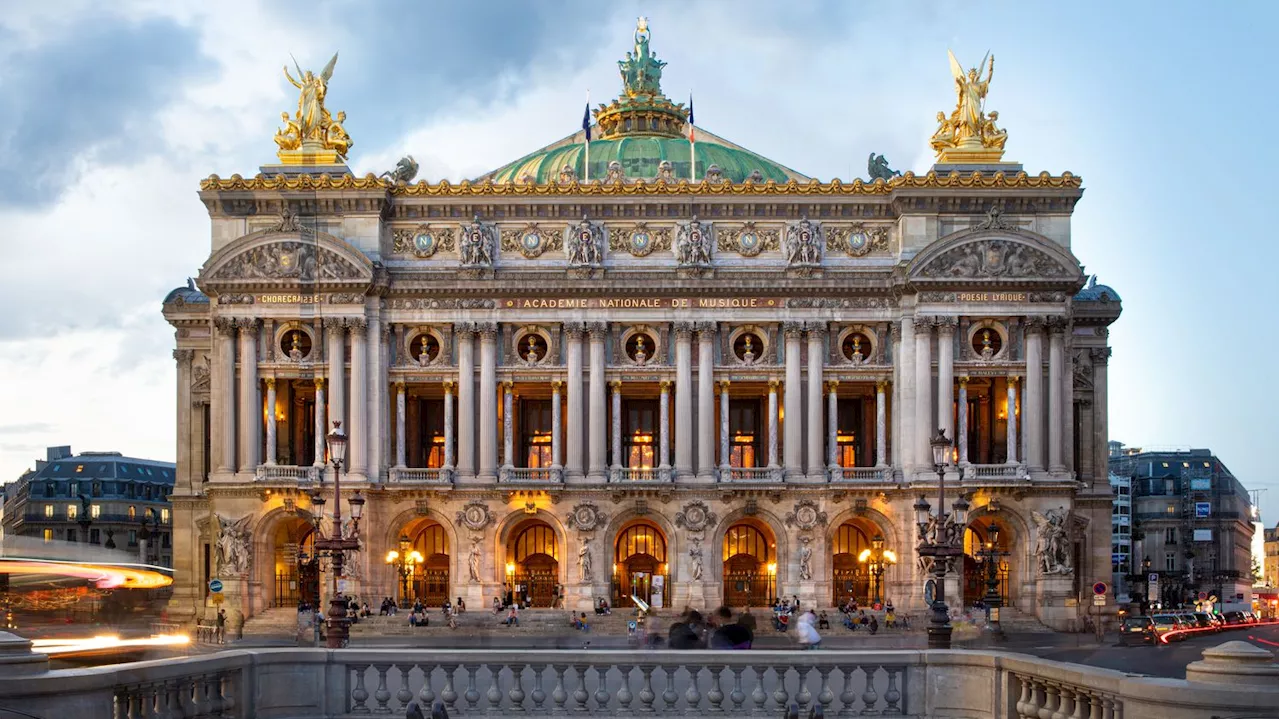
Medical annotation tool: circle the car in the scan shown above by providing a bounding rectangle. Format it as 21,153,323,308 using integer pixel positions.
1222,611,1246,626
1119,616,1156,645
1242,611,1257,624
1151,614,1185,641
1207,614,1227,630
1191,612,1216,630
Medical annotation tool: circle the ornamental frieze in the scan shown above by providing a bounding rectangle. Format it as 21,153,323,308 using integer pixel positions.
826,223,891,257
388,298,495,310
716,222,780,258
608,223,672,258
500,223,563,259
918,239,1068,279
785,297,888,309
392,224,456,258
209,241,365,281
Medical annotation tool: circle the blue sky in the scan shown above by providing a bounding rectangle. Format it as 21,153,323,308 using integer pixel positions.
0,1,1275,524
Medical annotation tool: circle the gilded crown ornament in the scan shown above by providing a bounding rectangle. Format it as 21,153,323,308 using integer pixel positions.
931,50,1009,164
274,52,352,165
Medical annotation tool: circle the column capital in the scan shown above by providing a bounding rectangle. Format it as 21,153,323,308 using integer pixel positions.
610,379,622,392
659,379,671,392
323,317,346,330
875,379,889,392
476,322,499,340
503,379,514,390
1046,316,1068,335
768,378,780,391
234,316,261,331
1006,374,1020,386
264,377,276,389
453,322,477,338
935,316,959,332
825,379,839,392
213,317,238,336
315,377,326,390
782,321,805,339
1089,347,1112,365
442,379,455,393
889,322,901,341
958,375,970,387
913,315,938,332
564,322,587,339
395,379,406,391
346,316,368,331
1024,315,1047,333
672,321,695,339
696,321,718,337
587,321,609,340
805,322,827,338
716,379,730,392
173,349,195,364
551,379,563,392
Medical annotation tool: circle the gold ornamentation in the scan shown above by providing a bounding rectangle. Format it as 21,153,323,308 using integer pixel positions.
716,222,779,257
275,53,352,165
932,51,1008,163
499,223,563,259
392,224,456,258
607,222,672,257
825,223,891,257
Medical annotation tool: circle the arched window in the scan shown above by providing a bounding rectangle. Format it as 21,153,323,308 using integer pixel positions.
832,523,871,557
413,522,449,557
722,523,774,562
615,524,667,564
512,523,558,562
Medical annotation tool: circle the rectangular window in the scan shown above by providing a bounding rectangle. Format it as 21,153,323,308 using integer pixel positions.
67,504,77,520
835,399,863,468
91,504,101,519
90,528,100,544
1165,527,1177,544
1165,553,1176,571
519,399,554,469
66,529,76,542
728,399,762,468
162,533,171,548
622,399,658,469
44,505,53,518
42,529,53,542
128,530,138,546
161,508,170,524
416,398,446,468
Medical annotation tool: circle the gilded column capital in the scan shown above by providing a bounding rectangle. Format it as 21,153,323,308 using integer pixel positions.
213,317,238,336
173,349,195,365
442,379,455,393
587,321,610,340
825,379,839,393
672,321,695,339
957,375,969,387
453,322,477,339
1089,347,1112,365
503,379,514,390
659,379,671,392
476,322,499,340
610,379,622,392
395,379,406,391
564,322,587,340
315,377,326,390
768,378,780,391
782,321,805,339
346,317,368,332
716,379,730,392
875,379,890,392
1006,374,1020,386
264,377,276,389
551,379,563,392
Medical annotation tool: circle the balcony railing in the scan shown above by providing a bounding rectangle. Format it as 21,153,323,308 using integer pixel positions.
718,466,783,483
609,467,672,483
829,466,890,483
499,467,563,483
254,464,321,483
389,467,455,484
963,463,1030,482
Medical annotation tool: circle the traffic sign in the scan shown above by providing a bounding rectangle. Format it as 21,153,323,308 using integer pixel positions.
211,592,225,605
1147,573,1159,584
1092,582,1108,596
1092,594,1106,606
208,579,223,593
1198,591,1207,601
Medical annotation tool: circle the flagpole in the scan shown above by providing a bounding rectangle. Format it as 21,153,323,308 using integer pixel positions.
584,89,591,182
688,92,696,182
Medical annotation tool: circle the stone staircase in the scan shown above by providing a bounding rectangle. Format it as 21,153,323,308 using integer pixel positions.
350,608,641,637
240,607,307,637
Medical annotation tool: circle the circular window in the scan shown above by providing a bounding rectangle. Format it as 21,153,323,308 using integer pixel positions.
732,332,764,365
280,329,313,362
410,333,441,365
841,331,872,364
972,327,1003,360
625,332,655,365
517,333,549,365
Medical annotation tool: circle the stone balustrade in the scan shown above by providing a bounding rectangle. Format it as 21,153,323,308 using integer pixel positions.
499,467,563,483
389,467,455,484
720,467,783,483
610,468,670,483
829,467,891,483
963,463,1029,481
254,464,321,482
0,646,1272,719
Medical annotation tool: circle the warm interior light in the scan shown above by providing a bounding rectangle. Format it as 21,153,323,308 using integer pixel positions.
409,551,424,564
858,548,872,563
506,563,515,575
767,562,777,575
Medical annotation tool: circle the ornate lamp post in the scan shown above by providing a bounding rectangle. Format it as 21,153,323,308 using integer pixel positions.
978,520,1006,640
914,429,969,650
385,535,423,608
308,421,365,649
857,534,897,604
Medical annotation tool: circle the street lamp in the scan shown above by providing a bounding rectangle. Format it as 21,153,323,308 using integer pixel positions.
308,421,365,648
978,520,1006,640
385,535,423,608
138,507,161,565
915,428,969,649
857,534,897,605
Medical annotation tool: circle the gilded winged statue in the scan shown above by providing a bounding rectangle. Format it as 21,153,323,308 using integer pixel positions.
275,52,351,162
284,53,338,141
931,50,1007,159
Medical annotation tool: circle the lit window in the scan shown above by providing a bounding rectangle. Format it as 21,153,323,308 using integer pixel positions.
128,506,136,520
1182,462,1189,468
75,465,84,473
161,509,170,524
91,504,101,519
67,504,77,520
44,505,53,518
1161,462,1168,468
42,529,53,542
1203,462,1210,468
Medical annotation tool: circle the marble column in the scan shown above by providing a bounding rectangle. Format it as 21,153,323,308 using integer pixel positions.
957,377,969,465
454,325,476,478
1023,319,1045,471
875,380,888,467
442,381,455,470
1091,348,1111,490
326,319,346,464
313,378,326,468
348,319,368,479
478,323,498,480
718,380,730,473
767,379,780,468
937,319,955,440
1006,376,1019,464
805,326,825,478
913,318,933,470
550,380,563,470
696,323,716,481
367,316,383,482
658,380,671,473
898,318,916,471
587,323,608,481
173,350,194,492
237,318,260,473
565,324,585,480
1063,340,1075,476
395,381,407,468
264,378,278,466
826,380,839,471
783,322,804,480
610,380,622,476
213,319,236,475
503,380,514,470
674,323,694,479
1048,320,1066,472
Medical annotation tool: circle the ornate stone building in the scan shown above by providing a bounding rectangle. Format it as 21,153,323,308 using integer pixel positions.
162,23,1121,631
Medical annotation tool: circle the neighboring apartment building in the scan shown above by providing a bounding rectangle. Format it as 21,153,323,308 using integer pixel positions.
1265,525,1279,589
2,446,175,567
1110,472,1132,603
1109,444,1254,609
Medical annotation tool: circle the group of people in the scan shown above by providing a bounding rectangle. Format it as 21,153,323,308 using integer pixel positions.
664,607,758,650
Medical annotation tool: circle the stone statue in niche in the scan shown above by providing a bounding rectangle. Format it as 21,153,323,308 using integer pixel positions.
578,542,593,583
565,216,604,267
468,537,483,582
1032,508,1073,575
674,216,712,268
688,539,704,581
798,537,814,581
633,335,648,365
459,216,495,267
418,335,434,367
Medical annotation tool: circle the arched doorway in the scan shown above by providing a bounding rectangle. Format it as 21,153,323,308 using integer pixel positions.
612,522,669,609
406,520,450,606
831,519,878,606
964,518,1013,607
271,518,317,608
722,521,776,607
507,519,559,607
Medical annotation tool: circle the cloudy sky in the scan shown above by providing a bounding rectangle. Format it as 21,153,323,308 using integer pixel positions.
0,1,1275,524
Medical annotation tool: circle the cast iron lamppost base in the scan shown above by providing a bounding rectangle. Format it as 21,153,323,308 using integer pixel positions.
914,429,969,650
385,534,423,609
308,421,365,649
978,518,1006,641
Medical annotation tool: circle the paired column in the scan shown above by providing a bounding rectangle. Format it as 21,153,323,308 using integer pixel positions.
1048,319,1066,472
565,324,585,479
875,380,888,467
455,325,476,477
348,318,368,479
897,318,916,470
936,318,956,442
783,322,804,479
313,378,327,468
806,325,825,477
957,377,969,465
610,380,623,475
1023,319,1045,470
478,323,498,480
173,350,194,492
767,379,780,468
674,323,694,479
587,323,608,481
264,378,278,466
1091,348,1111,489
696,323,716,481
550,380,563,470
326,319,346,468
213,319,236,474
658,380,671,472
913,318,933,470
442,381,455,470
826,381,839,471
718,380,730,473
1006,376,1019,464
395,382,407,467
502,380,514,470
237,318,261,473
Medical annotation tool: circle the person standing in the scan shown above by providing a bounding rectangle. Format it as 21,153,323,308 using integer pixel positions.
215,608,227,644
796,609,821,651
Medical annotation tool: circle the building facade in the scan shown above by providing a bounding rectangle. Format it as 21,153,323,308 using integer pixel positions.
1109,472,1132,603
2,446,176,567
162,22,1121,631
1264,525,1278,589
1109,445,1254,609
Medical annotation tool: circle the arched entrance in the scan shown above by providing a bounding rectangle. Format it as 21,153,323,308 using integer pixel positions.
831,519,879,606
964,517,1013,607
722,520,776,607
612,521,669,609
406,520,450,606
271,517,317,608
507,519,559,607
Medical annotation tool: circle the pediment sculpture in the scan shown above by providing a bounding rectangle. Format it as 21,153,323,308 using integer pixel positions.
784,216,823,268
564,217,604,268
209,240,365,282
459,216,496,268
674,216,713,268
918,239,1070,279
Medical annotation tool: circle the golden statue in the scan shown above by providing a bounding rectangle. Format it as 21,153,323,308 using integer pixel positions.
931,50,1009,163
274,52,351,165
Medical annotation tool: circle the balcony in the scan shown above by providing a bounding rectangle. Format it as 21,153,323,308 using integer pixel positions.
499,467,563,483
389,467,455,484
254,464,321,483
962,463,1030,482
829,466,890,483
609,467,672,483
718,466,783,483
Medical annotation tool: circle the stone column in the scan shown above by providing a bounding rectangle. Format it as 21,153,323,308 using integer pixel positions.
264,378,278,466
565,324,585,481
826,380,839,471
395,381,407,467
658,380,671,472
807,326,825,478
348,319,368,479
237,318,260,473
212,319,237,475
718,380,731,473
587,323,608,481
478,323,499,480
1091,348,1111,490
937,318,955,440
454,325,476,478
550,380,563,470
367,315,383,482
503,380,515,470
1023,318,1045,471
674,323,694,480
442,381,455,470
326,319,346,466
957,377,969,465
696,323,716,481
783,322,804,480
174,349,194,491
913,318,933,471
610,380,623,476
767,379,780,468
875,380,888,467
313,378,326,468
898,318,916,471
1006,376,1019,464
1048,319,1066,472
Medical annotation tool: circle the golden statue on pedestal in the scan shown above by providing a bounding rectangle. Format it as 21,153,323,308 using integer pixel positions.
931,50,1008,164
273,52,352,165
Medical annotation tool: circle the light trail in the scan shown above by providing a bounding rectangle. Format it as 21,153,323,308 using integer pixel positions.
30,634,190,656
0,558,172,589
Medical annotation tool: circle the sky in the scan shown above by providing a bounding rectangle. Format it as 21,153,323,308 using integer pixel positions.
0,1,1276,525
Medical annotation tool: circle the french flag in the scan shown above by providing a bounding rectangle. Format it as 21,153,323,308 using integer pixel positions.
687,94,695,142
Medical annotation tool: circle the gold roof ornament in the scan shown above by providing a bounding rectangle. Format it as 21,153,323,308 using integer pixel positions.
274,52,352,166
931,50,1010,164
